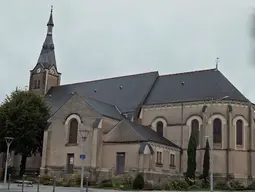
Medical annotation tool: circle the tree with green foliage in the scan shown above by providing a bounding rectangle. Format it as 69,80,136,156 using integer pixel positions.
202,139,210,181
186,134,197,180
0,89,50,176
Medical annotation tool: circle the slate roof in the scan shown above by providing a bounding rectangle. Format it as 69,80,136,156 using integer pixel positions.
104,119,181,149
45,71,158,115
83,97,123,120
144,68,248,105
45,68,249,120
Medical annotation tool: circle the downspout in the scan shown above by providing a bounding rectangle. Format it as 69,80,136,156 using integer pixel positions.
248,102,253,179
226,105,232,180
180,103,184,176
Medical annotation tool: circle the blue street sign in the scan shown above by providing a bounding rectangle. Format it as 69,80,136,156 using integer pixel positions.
80,154,86,159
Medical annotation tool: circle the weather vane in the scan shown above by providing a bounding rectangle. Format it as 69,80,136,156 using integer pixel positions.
216,57,219,69
51,5,53,13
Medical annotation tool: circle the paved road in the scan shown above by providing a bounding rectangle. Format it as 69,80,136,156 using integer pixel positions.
0,184,254,192
0,184,83,192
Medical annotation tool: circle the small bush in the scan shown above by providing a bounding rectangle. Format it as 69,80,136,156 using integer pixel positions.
143,180,154,190
111,176,122,188
214,181,230,190
188,183,201,190
98,179,113,188
132,173,144,190
40,175,52,185
229,179,245,190
153,183,163,190
62,181,70,187
169,180,189,191
246,180,255,190
201,180,210,189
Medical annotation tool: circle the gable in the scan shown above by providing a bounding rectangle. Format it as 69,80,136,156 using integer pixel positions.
104,120,144,143
48,93,100,123
104,119,181,149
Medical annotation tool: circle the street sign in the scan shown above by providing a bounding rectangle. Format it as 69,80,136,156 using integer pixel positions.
80,154,86,159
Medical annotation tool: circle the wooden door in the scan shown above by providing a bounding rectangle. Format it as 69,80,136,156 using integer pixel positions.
66,153,74,174
116,152,125,175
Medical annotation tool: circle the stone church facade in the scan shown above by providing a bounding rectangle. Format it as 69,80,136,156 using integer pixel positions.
5,9,255,181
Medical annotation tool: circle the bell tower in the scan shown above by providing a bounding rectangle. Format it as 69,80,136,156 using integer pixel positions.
29,6,61,95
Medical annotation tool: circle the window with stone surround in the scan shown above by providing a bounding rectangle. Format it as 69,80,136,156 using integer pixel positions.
156,121,163,137
37,80,41,89
34,80,37,89
68,118,78,144
169,153,175,167
156,151,163,165
191,119,199,146
236,119,243,145
213,118,222,144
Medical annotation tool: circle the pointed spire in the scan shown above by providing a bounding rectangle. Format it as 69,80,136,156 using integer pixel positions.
47,6,54,26
36,7,57,69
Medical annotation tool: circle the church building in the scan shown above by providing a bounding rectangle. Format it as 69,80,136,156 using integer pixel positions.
11,8,255,181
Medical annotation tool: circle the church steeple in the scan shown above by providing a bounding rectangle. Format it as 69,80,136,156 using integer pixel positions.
36,6,57,69
29,6,61,95
47,6,54,35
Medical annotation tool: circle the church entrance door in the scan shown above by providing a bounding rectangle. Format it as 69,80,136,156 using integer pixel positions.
66,153,74,174
116,152,125,175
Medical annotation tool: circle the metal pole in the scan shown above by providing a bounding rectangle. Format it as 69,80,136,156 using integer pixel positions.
37,175,41,192
210,137,213,192
86,176,89,192
4,144,10,184
52,176,56,192
8,174,10,190
80,139,85,192
21,175,25,192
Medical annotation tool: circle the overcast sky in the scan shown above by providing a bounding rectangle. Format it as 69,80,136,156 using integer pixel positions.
1,0,255,102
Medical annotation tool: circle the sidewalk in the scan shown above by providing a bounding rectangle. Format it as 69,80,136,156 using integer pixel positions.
0,183,82,192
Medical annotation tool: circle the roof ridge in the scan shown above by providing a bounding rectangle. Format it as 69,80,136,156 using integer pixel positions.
59,71,158,88
160,68,217,77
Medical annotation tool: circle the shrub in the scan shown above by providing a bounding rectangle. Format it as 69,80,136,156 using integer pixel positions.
98,179,113,188
69,174,81,186
41,175,52,185
132,173,144,190
201,180,210,189
111,176,122,188
143,180,154,190
229,180,245,190
214,180,230,190
188,183,201,190
62,181,70,187
169,180,189,191
246,180,255,190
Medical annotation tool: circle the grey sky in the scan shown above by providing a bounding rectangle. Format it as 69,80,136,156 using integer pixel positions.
1,0,255,101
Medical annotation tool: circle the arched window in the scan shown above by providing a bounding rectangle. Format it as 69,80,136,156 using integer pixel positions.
236,119,243,145
191,119,199,145
68,118,78,144
156,121,163,137
213,118,222,144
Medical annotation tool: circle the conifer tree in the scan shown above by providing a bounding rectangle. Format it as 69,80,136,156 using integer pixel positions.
203,139,210,181
186,134,197,180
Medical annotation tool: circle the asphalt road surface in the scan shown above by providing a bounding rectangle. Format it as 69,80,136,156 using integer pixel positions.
0,184,255,192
